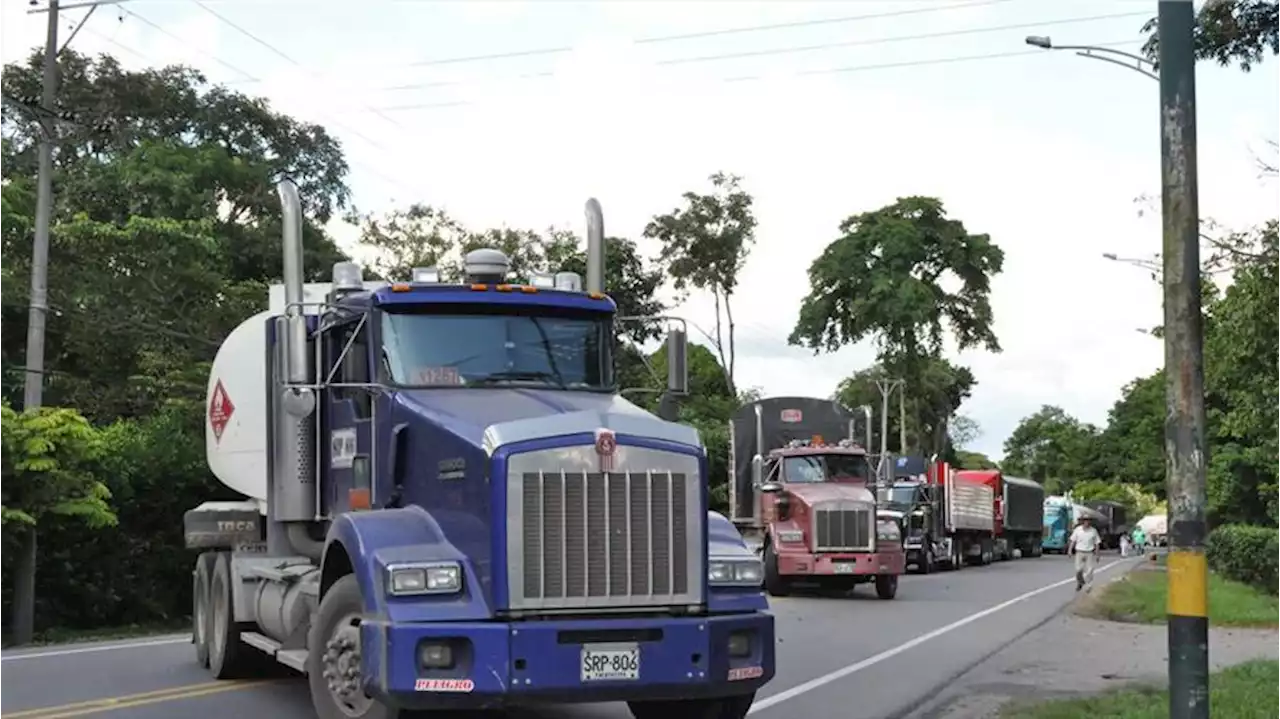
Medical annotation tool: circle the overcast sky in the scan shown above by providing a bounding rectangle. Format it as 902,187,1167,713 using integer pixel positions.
4,0,1277,459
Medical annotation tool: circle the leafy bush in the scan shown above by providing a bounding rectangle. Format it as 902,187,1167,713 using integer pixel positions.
1207,524,1278,595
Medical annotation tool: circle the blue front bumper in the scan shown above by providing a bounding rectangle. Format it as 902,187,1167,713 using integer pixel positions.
360,612,776,711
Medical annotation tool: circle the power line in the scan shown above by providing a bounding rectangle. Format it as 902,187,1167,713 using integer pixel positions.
188,0,404,134
363,10,1148,97
216,0,1015,81
371,39,1142,113
657,11,1150,66
70,4,418,192
634,0,1016,43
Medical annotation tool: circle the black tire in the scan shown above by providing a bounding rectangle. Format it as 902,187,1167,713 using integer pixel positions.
874,574,898,600
208,552,259,680
308,575,401,719
193,552,215,668
951,542,964,570
629,692,755,719
762,542,790,598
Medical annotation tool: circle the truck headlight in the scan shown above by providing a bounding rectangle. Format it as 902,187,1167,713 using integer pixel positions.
386,562,462,596
775,529,804,544
877,522,901,542
709,558,764,586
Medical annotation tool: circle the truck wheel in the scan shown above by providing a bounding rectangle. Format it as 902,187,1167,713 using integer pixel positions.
208,552,258,679
920,546,934,574
762,543,790,598
874,574,898,600
629,692,755,719
193,552,215,668
950,543,963,570
308,575,399,719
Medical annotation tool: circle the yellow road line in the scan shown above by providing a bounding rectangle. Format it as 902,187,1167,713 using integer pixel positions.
5,680,278,719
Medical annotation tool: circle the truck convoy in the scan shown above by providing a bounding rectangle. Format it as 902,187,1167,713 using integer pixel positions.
1087,500,1130,549
1041,496,1107,553
183,180,776,719
882,461,1045,572
726,397,905,599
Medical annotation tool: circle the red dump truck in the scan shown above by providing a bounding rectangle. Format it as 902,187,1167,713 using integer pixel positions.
727,397,905,599
883,461,997,571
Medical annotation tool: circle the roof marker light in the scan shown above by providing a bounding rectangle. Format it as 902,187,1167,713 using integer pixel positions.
411,267,440,284
554,272,582,292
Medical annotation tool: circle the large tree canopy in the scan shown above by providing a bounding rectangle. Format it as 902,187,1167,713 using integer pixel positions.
789,196,1004,360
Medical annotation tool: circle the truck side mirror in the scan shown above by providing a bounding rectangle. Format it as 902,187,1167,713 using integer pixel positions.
666,326,689,396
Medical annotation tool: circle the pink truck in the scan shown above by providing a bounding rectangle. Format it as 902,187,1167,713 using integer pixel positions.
728,397,906,599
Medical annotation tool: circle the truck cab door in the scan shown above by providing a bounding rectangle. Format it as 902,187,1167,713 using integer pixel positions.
321,316,375,516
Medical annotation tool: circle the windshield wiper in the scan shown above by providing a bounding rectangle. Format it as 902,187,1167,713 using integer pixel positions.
471,370,566,387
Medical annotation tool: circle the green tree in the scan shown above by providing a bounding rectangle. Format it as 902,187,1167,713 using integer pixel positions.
790,196,1004,359
833,358,976,457
790,196,1002,457
1001,405,1101,488
1202,221,1278,525
1141,0,1278,72
1097,372,1167,498
2,404,116,645
955,450,999,470
644,172,757,396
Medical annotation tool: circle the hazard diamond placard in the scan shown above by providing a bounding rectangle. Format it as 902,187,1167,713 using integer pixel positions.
209,379,235,443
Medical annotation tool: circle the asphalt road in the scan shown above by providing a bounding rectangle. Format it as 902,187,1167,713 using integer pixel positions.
1,553,1133,719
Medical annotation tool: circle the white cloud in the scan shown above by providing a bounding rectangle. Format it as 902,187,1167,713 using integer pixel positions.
4,0,1275,461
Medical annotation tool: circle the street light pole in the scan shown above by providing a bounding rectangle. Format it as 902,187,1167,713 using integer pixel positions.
1156,2,1210,718
1025,35,1160,80
1102,252,1162,272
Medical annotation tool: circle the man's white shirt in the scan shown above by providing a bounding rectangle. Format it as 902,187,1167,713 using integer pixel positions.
1070,525,1101,553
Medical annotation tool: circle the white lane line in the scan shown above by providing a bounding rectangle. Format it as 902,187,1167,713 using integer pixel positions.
2,635,189,662
749,559,1127,714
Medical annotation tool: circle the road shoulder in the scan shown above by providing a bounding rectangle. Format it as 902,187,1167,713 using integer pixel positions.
903,564,1280,719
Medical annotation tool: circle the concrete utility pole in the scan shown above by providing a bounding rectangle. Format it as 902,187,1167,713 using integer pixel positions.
1156,2,1210,718
898,384,907,454
11,0,60,648
22,0,61,412
873,378,904,481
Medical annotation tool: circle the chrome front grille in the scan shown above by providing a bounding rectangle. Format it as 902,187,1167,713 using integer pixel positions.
510,467,702,611
812,504,874,551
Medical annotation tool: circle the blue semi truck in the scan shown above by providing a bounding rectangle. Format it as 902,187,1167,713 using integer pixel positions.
183,180,776,719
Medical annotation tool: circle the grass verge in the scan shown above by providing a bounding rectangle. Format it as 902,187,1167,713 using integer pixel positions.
1,618,189,648
1078,567,1278,627
1001,660,1279,719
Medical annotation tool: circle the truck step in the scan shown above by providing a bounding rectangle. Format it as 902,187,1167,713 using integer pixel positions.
276,649,308,673
242,560,316,583
240,631,309,673
241,631,281,654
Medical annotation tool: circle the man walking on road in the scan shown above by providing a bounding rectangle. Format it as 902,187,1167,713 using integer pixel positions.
1068,516,1102,592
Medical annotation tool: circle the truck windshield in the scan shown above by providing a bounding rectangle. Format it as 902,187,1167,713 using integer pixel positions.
885,486,918,508
380,307,613,390
783,454,871,483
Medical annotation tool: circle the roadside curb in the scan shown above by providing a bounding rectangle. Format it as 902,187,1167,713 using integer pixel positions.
887,557,1139,719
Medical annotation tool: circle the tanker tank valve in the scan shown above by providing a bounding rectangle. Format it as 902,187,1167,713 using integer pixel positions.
387,562,462,596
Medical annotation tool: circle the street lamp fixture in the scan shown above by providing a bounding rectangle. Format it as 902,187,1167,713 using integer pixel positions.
1102,252,1162,273
1024,35,1159,81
